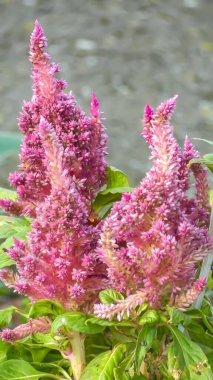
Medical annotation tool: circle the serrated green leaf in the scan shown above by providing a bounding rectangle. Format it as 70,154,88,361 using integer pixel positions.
0,306,17,328
168,325,212,379
99,289,124,305
81,344,126,380
135,325,157,374
0,359,46,380
51,312,105,335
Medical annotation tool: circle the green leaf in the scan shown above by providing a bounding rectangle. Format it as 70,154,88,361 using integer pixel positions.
0,306,17,328
51,312,105,335
0,187,17,201
168,325,212,379
81,351,111,379
0,216,31,259
105,166,130,189
0,359,46,380
81,344,126,380
28,300,64,318
92,193,122,218
113,368,131,379
138,310,159,326
185,309,213,333
30,347,50,363
166,307,191,326
135,325,157,373
87,317,116,327
0,340,10,363
85,333,110,364
92,166,133,218
0,250,15,268
99,289,124,305
187,321,213,348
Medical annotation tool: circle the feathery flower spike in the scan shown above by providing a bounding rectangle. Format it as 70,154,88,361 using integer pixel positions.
0,117,106,310
95,96,212,320
0,317,51,342
0,20,107,217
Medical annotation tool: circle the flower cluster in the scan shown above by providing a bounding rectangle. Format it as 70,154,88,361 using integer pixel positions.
0,21,107,311
0,20,107,217
0,22,211,324
94,96,213,320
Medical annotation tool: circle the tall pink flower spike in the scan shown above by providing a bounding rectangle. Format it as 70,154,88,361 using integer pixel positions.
0,22,107,311
0,118,106,310
0,20,107,217
94,96,213,320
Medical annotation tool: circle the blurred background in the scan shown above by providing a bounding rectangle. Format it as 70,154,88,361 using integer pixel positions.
0,0,213,187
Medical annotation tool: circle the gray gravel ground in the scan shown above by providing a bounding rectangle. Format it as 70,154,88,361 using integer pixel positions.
0,0,213,186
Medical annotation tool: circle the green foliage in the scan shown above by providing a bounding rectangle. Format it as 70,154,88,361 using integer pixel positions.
137,310,159,326
168,326,212,379
0,188,17,201
99,289,124,305
27,300,65,319
81,344,126,380
0,359,47,380
93,166,133,218
0,306,17,329
51,312,105,335
135,325,157,374
0,210,31,269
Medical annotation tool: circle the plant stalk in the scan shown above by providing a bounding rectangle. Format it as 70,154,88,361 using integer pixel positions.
63,331,86,380
194,206,213,309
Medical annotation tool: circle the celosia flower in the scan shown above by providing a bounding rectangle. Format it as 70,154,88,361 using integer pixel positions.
0,20,107,217
94,96,213,320
174,277,206,310
0,317,51,342
0,118,106,310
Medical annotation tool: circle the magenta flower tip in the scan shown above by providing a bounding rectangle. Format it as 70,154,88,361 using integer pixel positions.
143,103,154,124
91,92,100,118
30,19,47,63
157,94,178,119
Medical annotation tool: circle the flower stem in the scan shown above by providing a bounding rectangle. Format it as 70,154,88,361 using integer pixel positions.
194,206,213,309
62,331,86,380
